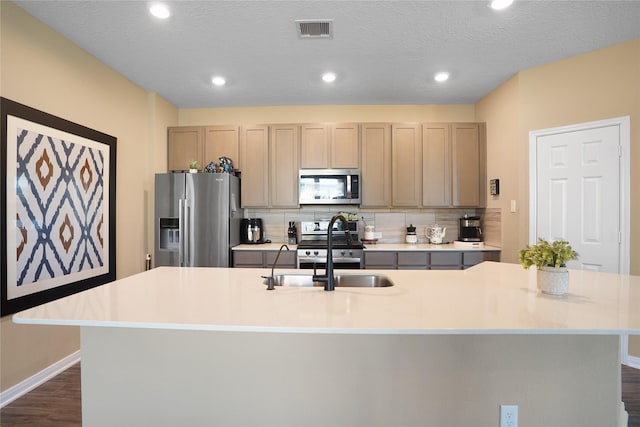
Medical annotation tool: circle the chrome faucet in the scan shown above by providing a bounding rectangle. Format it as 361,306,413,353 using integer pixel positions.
313,214,352,291
263,244,289,290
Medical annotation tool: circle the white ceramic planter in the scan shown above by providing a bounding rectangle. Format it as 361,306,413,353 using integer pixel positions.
189,168,198,174
537,266,569,296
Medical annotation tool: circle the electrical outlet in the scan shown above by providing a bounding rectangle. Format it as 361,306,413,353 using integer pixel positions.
500,405,518,427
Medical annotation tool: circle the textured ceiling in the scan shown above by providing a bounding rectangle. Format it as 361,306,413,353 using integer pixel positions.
13,0,640,109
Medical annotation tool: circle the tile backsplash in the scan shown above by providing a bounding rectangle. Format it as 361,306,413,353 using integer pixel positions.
244,207,501,247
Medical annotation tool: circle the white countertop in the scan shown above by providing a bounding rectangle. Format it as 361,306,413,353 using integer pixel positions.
232,242,500,251
233,243,298,251
13,262,640,334
361,242,501,251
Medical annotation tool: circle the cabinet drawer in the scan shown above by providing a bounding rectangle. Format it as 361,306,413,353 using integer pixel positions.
430,265,463,270
430,252,462,266
265,251,296,268
397,252,429,268
364,252,396,268
233,251,264,266
462,251,501,267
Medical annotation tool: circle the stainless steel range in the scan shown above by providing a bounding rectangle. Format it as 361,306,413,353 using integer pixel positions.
296,220,363,269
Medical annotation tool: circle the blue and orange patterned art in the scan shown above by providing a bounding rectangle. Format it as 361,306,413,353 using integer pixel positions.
15,127,106,286
2,97,116,315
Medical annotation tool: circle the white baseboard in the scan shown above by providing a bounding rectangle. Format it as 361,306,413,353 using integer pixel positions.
0,350,81,408
618,402,629,427
626,354,640,369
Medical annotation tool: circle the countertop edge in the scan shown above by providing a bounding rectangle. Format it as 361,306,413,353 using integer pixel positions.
11,315,640,335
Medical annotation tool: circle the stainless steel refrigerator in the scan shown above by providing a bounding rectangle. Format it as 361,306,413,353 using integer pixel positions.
154,173,243,267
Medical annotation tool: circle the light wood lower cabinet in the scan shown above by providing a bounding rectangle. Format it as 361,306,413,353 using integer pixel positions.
364,250,500,270
233,250,297,269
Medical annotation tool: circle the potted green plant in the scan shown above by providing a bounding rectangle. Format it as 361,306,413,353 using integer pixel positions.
188,160,199,173
519,238,578,296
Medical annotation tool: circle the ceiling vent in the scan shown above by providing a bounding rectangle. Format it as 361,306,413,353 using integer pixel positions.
296,19,333,38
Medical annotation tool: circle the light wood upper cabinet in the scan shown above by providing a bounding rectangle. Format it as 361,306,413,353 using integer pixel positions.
300,123,359,169
300,124,329,168
422,123,451,207
270,124,299,208
240,125,270,207
452,123,486,207
422,123,486,208
167,126,203,172
203,125,240,170
330,123,359,169
392,123,421,207
168,125,240,172
360,123,391,207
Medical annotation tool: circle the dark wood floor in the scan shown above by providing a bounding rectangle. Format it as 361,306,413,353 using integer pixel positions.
1,363,639,426
624,364,640,427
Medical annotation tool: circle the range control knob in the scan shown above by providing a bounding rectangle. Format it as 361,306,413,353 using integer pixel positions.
313,250,319,256
305,250,311,256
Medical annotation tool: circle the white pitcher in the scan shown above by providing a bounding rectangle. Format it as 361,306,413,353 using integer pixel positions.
425,224,446,244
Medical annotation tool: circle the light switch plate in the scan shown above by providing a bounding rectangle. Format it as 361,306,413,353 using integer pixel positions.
510,200,517,213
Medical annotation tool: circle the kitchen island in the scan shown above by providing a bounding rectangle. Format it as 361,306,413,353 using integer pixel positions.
13,262,640,426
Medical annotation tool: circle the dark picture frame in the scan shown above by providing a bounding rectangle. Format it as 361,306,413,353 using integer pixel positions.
1,97,116,316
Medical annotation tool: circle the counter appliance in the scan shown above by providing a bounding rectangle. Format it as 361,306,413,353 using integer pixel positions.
459,215,482,242
155,173,243,267
299,169,360,205
240,218,264,243
296,219,363,269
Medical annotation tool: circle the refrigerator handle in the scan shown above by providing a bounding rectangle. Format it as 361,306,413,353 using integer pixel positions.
179,198,186,266
185,201,191,266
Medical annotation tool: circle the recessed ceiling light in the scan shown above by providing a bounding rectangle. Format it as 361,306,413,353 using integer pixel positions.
322,72,336,83
149,3,171,19
490,0,514,10
434,72,450,83
211,77,226,86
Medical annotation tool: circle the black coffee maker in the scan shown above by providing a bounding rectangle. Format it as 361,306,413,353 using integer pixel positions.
240,218,264,244
458,215,482,242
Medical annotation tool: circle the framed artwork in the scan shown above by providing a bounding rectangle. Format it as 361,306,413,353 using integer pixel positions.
1,97,117,316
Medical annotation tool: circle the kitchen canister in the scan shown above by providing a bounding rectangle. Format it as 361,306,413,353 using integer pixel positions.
405,224,418,244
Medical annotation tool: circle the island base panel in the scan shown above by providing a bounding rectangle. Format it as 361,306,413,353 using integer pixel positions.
80,327,622,427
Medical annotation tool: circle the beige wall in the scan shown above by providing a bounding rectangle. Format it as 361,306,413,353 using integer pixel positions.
476,38,640,357
178,104,476,126
0,2,178,392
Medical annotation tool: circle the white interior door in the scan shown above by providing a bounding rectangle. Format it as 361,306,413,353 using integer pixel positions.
530,117,629,274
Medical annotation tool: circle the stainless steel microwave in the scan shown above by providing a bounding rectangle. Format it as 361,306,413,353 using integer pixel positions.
299,169,361,205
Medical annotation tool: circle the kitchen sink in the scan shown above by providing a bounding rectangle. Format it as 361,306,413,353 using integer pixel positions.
268,274,393,288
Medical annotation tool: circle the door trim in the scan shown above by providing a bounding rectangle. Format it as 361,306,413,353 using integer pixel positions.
528,116,630,275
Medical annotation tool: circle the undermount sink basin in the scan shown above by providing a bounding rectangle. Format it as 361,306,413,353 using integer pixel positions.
269,274,394,288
